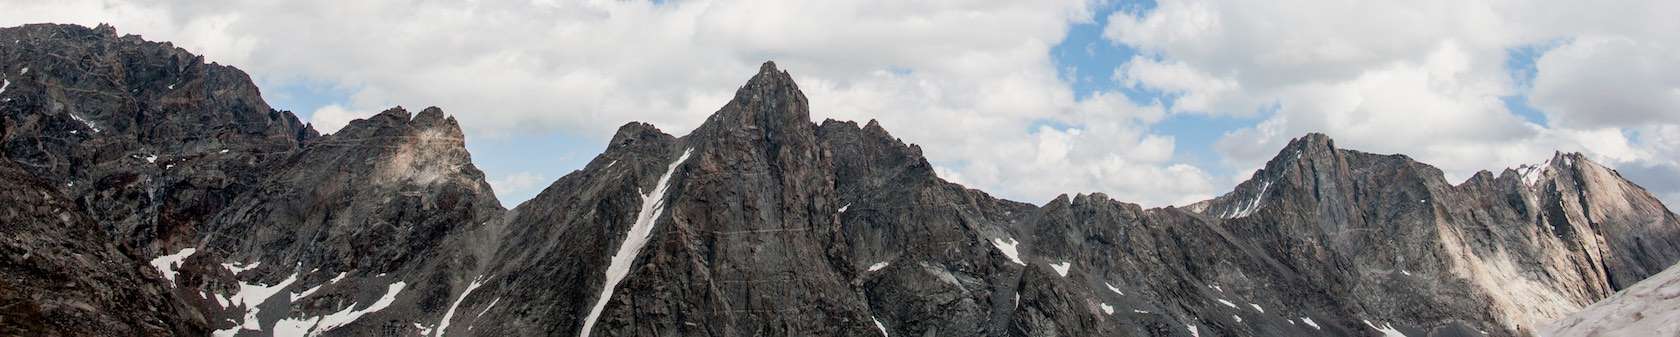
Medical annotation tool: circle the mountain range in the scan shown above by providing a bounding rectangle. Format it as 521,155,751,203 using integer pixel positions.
2,23,1677,337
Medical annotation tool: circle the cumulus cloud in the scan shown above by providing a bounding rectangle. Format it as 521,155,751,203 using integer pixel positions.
1107,0,1680,200
1530,36,1680,128
1,0,1224,206
488,171,548,207
308,104,373,134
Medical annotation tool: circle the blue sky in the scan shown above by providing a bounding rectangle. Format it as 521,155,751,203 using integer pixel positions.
14,0,1677,207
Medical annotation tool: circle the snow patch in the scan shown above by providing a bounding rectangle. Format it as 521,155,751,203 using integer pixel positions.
1234,315,1243,323
871,316,889,337
990,237,1025,265
1100,303,1114,315
580,149,692,337
1133,309,1150,314
0,79,9,95
213,272,301,337
868,261,890,272
291,283,325,302
1249,303,1263,313
68,113,101,132
1517,160,1551,187
315,282,407,332
1216,299,1237,308
1223,180,1271,218
1049,261,1071,277
839,203,850,212
1302,317,1321,329
273,281,408,337
1363,320,1408,337
150,248,197,284
1104,282,1124,296
1187,324,1200,337
436,275,489,337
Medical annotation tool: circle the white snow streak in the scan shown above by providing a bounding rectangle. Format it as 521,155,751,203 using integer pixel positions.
1224,181,1271,218
1100,303,1114,315
1249,303,1264,313
1049,261,1071,277
868,261,890,272
1302,317,1321,329
871,316,890,337
1187,324,1200,337
1363,320,1408,337
839,203,850,213
477,297,501,317
150,248,196,284
580,149,692,337
990,237,1025,265
1216,299,1237,308
314,282,407,332
0,79,9,95
223,261,262,274
435,275,489,337
68,113,101,132
1104,282,1124,296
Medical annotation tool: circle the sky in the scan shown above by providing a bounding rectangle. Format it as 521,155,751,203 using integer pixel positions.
2,0,1677,208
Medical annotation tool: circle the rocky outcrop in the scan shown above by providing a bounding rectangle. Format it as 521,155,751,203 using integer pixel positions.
0,23,317,256
0,159,205,336
180,106,503,336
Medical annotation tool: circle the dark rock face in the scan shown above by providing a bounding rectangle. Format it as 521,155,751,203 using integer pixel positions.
182,106,503,336
0,23,316,256
3,24,1677,337
0,159,206,336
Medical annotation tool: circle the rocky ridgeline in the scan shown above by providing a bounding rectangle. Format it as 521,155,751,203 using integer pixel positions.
2,23,1677,337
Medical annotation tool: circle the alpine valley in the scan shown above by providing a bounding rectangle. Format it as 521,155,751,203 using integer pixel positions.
2,24,1678,337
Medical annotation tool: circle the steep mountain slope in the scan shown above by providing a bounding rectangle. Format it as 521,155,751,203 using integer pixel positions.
0,23,317,256
0,158,205,336
2,24,1677,337
177,106,504,336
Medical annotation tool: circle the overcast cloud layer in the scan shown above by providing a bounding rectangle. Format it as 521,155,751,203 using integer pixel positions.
2,0,1675,207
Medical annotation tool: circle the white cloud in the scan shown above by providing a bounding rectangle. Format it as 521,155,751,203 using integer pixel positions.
1116,56,1243,114
488,171,548,206
308,104,372,134
2,0,1229,206
1109,0,1680,198
1530,36,1680,128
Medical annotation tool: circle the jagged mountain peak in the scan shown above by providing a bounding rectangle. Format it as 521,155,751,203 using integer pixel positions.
692,60,812,139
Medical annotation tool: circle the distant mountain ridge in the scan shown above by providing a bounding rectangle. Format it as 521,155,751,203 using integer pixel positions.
1,23,1677,337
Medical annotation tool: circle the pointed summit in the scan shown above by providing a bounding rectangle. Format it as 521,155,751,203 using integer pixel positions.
691,60,814,142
